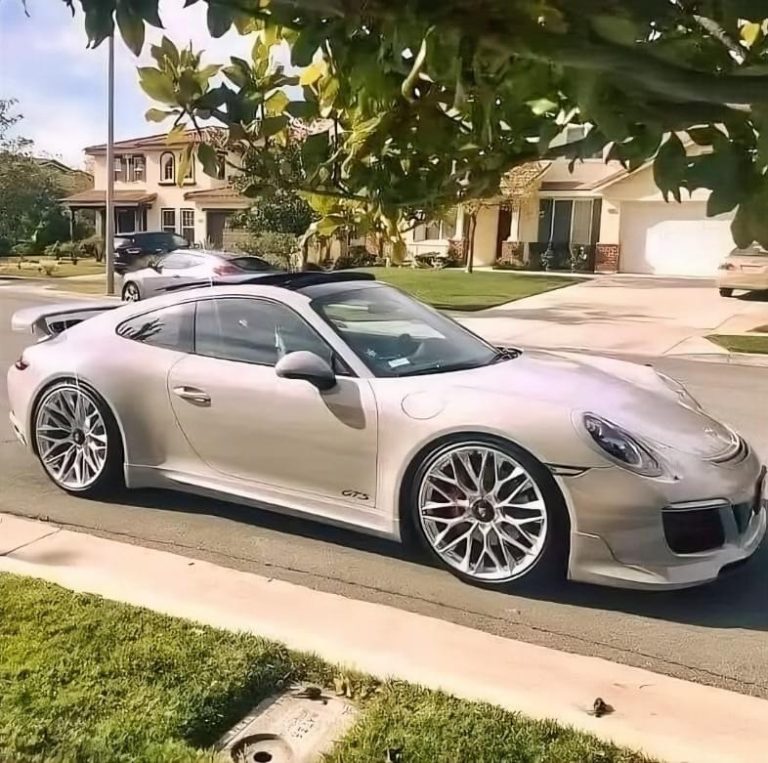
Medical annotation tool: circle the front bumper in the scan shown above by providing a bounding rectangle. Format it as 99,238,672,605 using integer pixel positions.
560,448,767,589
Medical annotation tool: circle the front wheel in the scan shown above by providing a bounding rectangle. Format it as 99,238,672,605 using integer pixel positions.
719,288,734,298
122,281,141,302
409,437,569,589
33,381,124,497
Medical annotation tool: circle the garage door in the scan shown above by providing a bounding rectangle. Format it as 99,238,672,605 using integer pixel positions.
619,201,734,276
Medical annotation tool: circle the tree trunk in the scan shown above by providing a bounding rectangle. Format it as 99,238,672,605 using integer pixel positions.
465,211,477,273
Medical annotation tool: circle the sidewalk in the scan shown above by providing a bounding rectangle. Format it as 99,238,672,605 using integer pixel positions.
1,513,767,763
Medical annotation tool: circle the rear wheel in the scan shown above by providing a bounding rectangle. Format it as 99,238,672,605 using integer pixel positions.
33,381,124,497
122,281,141,302
409,436,569,590
719,288,734,297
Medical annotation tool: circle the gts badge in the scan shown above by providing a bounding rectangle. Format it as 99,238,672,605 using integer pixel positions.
342,489,370,501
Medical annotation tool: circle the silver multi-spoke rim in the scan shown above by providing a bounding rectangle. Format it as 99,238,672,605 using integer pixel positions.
35,386,108,490
123,283,139,302
418,445,548,582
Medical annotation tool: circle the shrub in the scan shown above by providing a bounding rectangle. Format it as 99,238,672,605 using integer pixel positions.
239,231,299,270
10,241,38,257
79,234,105,262
332,245,380,270
55,241,82,264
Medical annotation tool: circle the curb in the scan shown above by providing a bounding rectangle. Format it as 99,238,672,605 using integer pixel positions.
1,513,766,763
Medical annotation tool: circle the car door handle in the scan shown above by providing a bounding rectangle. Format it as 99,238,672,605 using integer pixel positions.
172,386,211,405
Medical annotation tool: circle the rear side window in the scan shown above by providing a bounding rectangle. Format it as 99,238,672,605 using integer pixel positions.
194,297,333,367
229,256,274,272
117,302,195,352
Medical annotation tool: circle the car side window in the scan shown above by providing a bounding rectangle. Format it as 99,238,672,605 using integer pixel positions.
194,298,335,368
116,302,195,352
161,253,193,270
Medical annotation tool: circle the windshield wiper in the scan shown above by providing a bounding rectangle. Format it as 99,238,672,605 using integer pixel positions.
397,361,487,377
489,346,521,363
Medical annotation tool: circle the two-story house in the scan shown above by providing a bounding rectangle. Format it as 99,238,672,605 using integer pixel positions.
404,128,737,276
61,130,249,247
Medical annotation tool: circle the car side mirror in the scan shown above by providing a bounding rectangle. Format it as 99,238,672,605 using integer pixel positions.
150,260,163,272
275,351,336,392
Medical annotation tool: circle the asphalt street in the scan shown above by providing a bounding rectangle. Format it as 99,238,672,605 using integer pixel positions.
1,283,767,698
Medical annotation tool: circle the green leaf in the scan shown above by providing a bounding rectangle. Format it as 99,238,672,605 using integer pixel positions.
302,131,329,168
260,115,289,138
199,64,221,81
197,143,220,178
116,6,145,56
653,133,687,203
266,90,290,116
138,67,177,105
299,62,324,86
177,145,193,187
161,36,180,66
316,214,347,237
145,108,171,123
687,126,727,148
740,21,762,47
292,30,320,67
528,98,558,116
590,15,640,46
207,5,235,38
223,65,249,89
286,101,317,119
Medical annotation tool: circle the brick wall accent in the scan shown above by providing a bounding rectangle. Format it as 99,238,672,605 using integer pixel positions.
499,240,524,266
448,239,467,262
595,243,620,273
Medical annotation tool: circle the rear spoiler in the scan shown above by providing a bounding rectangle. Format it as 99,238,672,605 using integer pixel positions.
11,300,121,338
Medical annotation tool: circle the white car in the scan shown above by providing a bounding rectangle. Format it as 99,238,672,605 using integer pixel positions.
121,249,276,301
717,244,768,297
8,272,767,591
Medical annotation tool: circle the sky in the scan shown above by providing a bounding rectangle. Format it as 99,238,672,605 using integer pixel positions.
0,0,269,168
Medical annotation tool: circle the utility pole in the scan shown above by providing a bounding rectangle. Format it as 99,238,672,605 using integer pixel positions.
105,32,116,296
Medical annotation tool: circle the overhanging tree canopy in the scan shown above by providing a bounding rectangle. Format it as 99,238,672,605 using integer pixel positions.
60,0,768,247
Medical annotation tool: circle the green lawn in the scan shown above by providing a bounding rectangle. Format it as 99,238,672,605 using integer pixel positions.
0,257,104,279
707,334,768,355
0,574,649,763
363,268,583,310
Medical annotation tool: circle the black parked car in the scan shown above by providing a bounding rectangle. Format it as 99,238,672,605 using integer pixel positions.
114,231,189,274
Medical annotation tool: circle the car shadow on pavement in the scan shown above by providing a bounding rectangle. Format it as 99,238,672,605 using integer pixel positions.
120,488,768,633
523,541,768,632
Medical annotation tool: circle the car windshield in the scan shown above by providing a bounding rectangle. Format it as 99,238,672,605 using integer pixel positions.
228,255,274,272
311,284,504,377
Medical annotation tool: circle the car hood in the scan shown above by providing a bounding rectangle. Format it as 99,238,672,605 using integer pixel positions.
446,350,738,460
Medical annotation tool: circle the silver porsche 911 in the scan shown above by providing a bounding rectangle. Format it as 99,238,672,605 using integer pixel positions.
7,272,766,590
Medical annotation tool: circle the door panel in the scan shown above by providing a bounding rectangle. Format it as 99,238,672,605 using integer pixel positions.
167,353,379,504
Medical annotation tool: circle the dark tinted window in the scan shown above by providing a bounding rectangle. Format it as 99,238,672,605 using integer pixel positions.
117,302,195,352
229,256,274,272
195,298,332,367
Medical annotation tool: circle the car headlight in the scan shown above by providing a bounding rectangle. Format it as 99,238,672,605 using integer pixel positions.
655,372,701,411
583,413,664,477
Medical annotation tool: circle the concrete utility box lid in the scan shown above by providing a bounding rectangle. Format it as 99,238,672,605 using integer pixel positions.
217,685,358,763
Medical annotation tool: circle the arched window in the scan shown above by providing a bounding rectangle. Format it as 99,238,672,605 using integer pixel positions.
160,152,175,183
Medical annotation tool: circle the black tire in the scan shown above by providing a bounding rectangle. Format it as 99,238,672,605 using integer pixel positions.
406,434,569,591
122,281,141,302
719,288,734,297
32,380,124,498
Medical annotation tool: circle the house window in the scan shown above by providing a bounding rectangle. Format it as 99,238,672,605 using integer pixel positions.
161,208,177,234
538,199,599,245
160,152,175,183
413,208,458,241
114,155,146,182
183,156,195,183
131,155,145,182
181,209,195,244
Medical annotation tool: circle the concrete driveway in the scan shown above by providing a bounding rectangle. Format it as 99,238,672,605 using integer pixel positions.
458,275,768,357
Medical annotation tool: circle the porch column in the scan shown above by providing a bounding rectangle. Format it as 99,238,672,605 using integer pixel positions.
452,205,465,240
507,205,521,241
68,208,76,241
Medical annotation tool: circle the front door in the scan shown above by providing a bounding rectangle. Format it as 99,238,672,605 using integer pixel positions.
167,296,379,505
116,208,136,233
